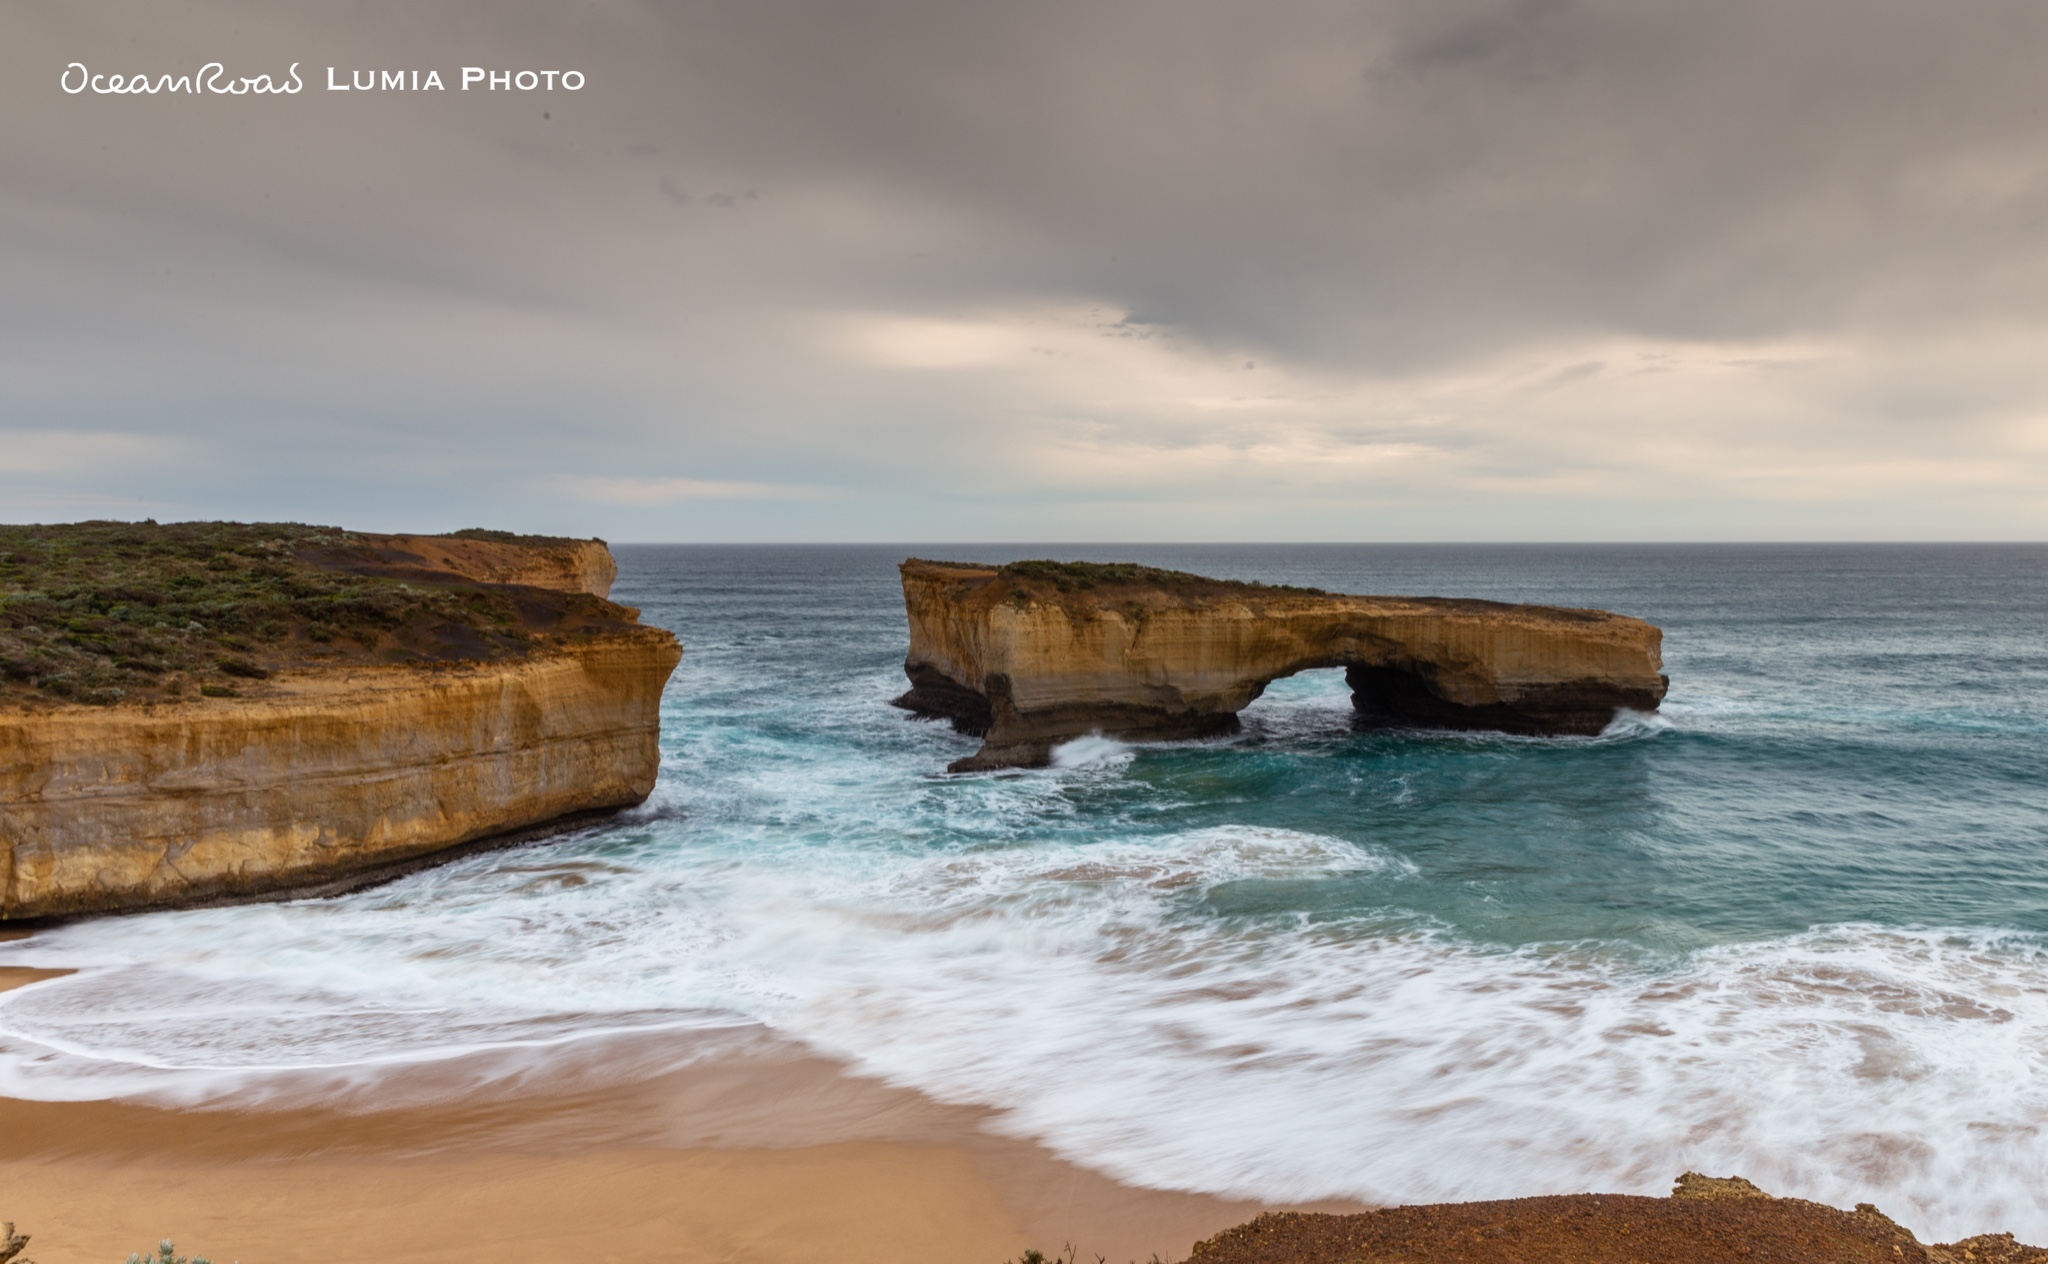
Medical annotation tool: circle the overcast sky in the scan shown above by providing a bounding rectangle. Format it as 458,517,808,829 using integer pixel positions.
6,0,2047,540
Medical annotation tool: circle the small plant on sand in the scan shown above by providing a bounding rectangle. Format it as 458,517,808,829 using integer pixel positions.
1,1222,33,1264
124,1241,210,1264
1005,1248,1167,1264
1006,1247,1106,1264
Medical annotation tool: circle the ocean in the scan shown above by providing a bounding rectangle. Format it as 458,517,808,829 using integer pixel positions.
4,544,2046,1240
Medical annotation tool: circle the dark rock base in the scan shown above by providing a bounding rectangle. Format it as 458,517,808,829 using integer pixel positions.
896,660,1664,771
1347,664,1668,737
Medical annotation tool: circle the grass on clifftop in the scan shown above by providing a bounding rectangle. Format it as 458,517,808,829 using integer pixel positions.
996,559,1326,596
445,526,592,547
0,520,614,709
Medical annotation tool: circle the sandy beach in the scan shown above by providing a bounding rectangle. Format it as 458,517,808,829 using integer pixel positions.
0,966,1304,1264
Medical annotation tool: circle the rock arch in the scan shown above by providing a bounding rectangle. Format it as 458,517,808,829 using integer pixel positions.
892,560,1668,771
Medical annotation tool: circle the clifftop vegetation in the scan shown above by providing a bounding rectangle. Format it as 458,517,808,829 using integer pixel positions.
995,559,1327,596
0,520,627,709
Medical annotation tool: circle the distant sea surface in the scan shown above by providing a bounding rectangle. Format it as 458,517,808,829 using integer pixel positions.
5,545,2047,1239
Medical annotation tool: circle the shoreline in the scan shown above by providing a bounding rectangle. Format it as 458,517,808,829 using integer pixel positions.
0,969,1329,1264
9,968,2045,1263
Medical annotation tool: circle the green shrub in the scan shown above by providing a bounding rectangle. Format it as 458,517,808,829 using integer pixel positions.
450,527,599,546
1,1221,31,1264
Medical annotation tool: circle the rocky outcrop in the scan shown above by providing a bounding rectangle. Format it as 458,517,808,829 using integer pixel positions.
1,534,678,920
1180,1172,2048,1264
299,532,619,598
894,560,1667,771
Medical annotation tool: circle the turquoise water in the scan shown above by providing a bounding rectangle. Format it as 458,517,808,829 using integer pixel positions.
640,544,2048,945
4,544,2047,1239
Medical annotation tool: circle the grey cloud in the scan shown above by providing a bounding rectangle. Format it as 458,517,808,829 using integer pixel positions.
3,0,2046,537
21,0,2048,359
1394,0,1574,72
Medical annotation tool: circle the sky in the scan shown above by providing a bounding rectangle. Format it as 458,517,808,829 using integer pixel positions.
5,0,2047,541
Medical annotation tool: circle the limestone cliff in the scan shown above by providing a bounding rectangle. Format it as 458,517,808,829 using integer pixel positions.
894,560,1667,771
1,527,678,919
1,631,677,919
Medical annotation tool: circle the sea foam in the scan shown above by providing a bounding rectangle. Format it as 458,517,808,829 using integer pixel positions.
4,825,2048,1240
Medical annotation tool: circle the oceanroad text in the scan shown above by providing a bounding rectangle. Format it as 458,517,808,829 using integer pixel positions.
62,63,589,95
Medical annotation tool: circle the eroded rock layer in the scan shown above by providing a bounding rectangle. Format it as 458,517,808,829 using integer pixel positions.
894,560,1667,771
1,532,678,919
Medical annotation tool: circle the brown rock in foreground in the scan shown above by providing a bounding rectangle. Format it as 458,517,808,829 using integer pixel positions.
2,528,679,920
894,560,1668,772
1181,1173,2048,1264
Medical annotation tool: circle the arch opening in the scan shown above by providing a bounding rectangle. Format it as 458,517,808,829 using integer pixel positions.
1236,665,1359,742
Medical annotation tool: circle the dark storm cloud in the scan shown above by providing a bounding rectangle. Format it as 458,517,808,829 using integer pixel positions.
648,0,2048,360
1402,0,1571,69
4,0,2046,537
23,0,2048,354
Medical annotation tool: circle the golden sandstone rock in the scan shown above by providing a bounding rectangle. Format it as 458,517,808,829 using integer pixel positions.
894,559,1668,771
1,532,677,920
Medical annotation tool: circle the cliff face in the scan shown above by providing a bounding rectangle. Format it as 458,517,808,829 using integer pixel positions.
1,529,679,920
1,631,678,919
895,560,1668,771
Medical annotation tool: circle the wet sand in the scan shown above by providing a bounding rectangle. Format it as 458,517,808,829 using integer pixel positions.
0,966,1314,1264
10,963,2032,1264
0,966,71,991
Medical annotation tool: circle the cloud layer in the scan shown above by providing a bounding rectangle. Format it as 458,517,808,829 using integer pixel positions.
5,0,2046,538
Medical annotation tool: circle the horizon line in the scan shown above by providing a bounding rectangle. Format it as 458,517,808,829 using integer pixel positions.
602,538,2048,547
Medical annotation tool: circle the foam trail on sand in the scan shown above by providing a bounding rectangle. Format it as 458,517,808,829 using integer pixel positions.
5,830,2048,1239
